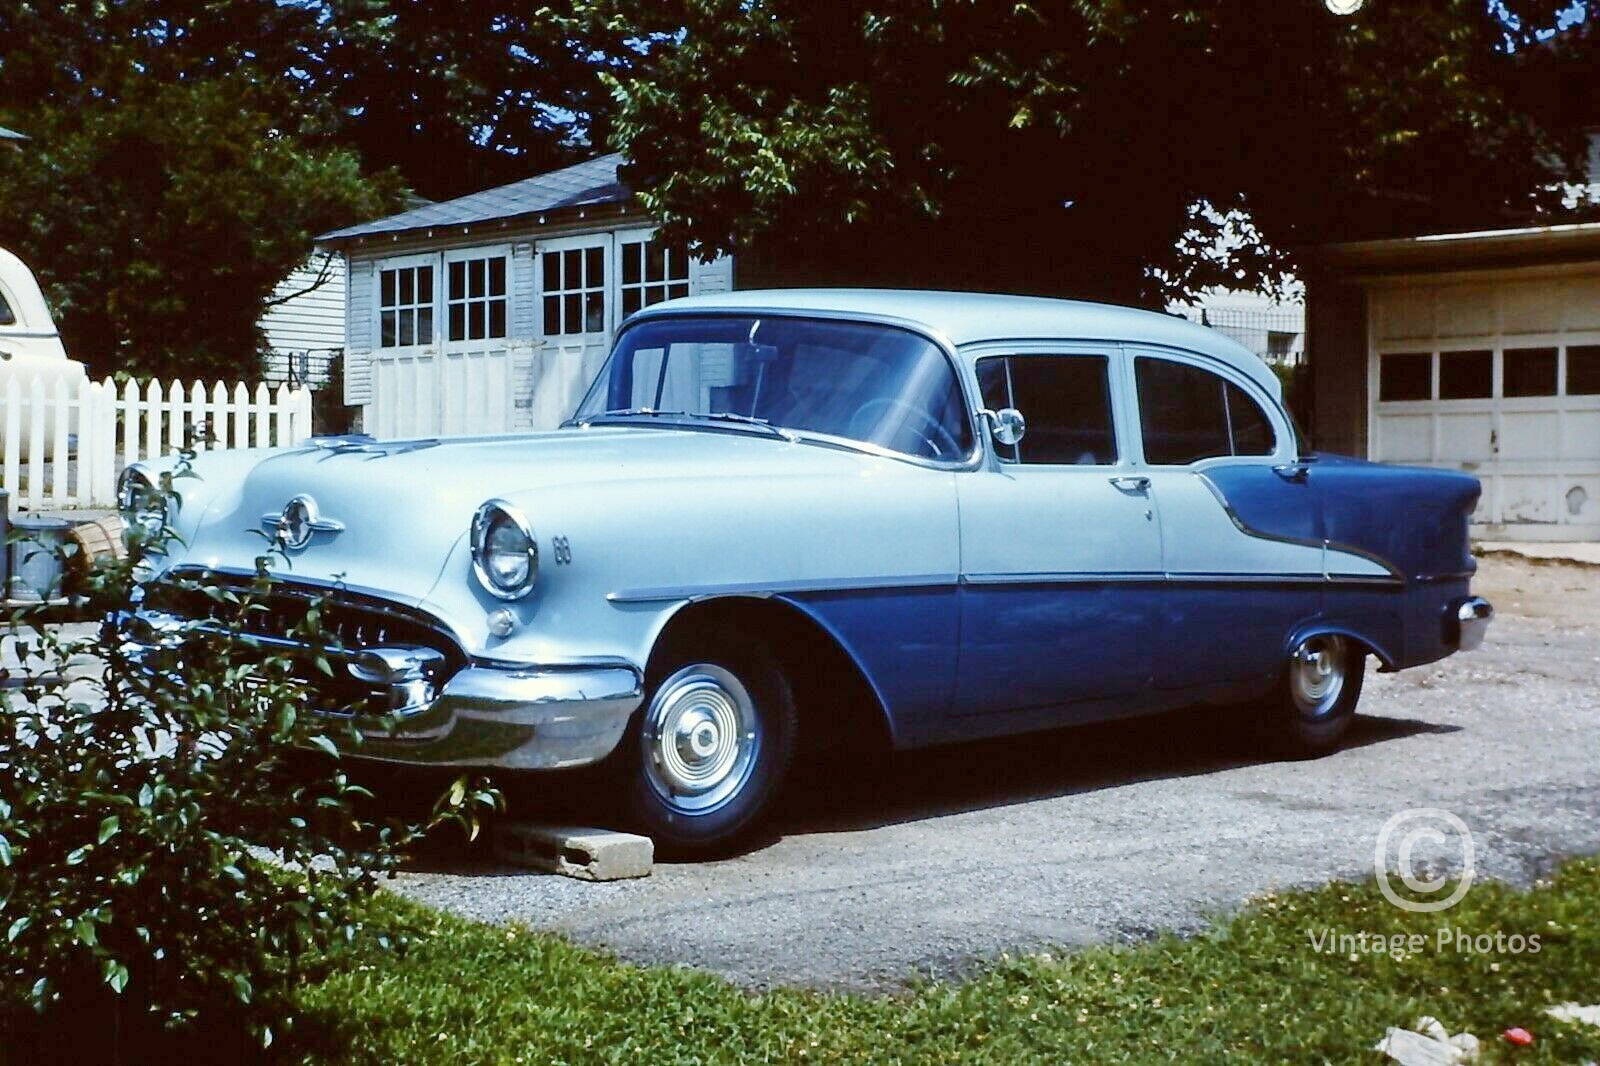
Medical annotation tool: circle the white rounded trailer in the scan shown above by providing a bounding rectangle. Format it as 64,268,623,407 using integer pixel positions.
0,246,87,458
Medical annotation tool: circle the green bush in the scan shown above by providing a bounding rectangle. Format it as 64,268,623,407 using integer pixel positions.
0,462,497,1059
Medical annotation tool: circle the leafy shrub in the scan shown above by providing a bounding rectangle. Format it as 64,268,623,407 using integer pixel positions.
0,461,498,1059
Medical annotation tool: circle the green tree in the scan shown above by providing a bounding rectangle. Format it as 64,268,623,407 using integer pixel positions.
592,0,1595,306
0,78,396,381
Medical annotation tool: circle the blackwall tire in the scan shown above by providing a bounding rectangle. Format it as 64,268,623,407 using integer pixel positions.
1264,634,1365,758
620,627,797,856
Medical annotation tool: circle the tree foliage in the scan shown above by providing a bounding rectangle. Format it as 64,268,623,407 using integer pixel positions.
0,79,395,381
0,0,631,379
593,0,1596,306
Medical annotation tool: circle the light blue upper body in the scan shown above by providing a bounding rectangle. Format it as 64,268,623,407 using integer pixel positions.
130,290,1483,762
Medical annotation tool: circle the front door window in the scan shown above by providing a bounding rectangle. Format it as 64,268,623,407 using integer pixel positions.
378,263,434,348
446,255,508,342
541,246,607,336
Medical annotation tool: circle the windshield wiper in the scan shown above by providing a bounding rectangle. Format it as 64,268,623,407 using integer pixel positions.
699,411,796,441
572,408,795,441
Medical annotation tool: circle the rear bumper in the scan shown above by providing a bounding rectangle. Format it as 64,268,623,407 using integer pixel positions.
115,608,643,770
1451,596,1494,652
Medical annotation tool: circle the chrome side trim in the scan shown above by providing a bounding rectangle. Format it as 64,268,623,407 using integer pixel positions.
961,571,1165,586
608,573,958,603
610,569,1404,601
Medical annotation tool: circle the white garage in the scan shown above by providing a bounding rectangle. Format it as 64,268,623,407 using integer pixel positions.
1311,224,1600,542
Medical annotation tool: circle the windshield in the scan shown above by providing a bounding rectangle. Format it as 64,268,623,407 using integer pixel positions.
571,315,974,461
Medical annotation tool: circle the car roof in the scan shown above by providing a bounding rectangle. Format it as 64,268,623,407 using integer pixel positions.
632,289,1278,394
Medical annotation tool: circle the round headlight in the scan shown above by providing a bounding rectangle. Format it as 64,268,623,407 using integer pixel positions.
116,467,168,540
471,500,538,600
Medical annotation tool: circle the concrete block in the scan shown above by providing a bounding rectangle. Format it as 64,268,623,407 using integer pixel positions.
493,823,652,881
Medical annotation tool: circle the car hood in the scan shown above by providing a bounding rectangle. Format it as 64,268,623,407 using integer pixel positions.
170,427,894,603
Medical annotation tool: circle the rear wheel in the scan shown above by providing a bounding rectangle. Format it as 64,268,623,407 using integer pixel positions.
1261,634,1364,758
619,628,797,855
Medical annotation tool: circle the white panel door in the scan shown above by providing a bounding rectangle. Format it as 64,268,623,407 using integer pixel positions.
369,254,440,439
530,235,613,429
439,248,513,436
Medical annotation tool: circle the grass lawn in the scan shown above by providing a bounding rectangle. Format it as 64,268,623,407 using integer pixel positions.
286,855,1600,1064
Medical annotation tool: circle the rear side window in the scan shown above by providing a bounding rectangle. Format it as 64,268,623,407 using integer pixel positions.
0,290,14,327
976,354,1116,464
1135,357,1277,465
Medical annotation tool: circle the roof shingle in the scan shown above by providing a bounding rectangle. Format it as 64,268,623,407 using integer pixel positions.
318,153,626,243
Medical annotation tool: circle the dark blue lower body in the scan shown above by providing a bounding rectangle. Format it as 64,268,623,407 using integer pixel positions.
785,574,1471,750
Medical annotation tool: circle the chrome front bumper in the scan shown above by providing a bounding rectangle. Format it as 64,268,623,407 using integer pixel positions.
362,660,643,769
1453,596,1494,652
116,609,643,770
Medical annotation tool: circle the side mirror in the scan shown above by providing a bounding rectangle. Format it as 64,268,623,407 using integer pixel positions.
981,407,1026,448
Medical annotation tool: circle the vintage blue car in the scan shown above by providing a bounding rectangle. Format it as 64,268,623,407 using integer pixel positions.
119,290,1493,852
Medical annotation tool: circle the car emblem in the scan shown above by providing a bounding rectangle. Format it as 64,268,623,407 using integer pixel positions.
260,494,344,550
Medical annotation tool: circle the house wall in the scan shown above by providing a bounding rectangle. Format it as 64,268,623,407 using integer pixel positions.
261,255,345,387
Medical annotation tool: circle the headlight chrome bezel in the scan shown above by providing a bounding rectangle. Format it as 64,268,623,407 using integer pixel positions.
471,499,539,600
116,466,168,541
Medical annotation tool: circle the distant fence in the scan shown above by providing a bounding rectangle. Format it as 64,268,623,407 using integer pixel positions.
1,377,314,512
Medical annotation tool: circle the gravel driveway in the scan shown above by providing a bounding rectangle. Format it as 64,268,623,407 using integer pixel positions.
392,554,1600,991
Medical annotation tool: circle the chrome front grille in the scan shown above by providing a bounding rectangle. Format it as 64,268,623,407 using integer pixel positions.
139,571,467,715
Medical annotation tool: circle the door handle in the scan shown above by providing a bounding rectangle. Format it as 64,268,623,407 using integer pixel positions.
1109,476,1151,493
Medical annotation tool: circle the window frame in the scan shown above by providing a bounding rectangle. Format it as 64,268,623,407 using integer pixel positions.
373,252,441,351
442,245,512,346
1124,347,1288,468
973,351,1122,467
963,340,1139,471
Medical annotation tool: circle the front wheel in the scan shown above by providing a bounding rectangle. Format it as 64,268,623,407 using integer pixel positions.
1260,634,1365,758
619,629,797,856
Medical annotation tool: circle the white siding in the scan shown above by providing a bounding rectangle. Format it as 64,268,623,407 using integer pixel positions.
261,256,346,352
510,241,539,430
344,258,375,405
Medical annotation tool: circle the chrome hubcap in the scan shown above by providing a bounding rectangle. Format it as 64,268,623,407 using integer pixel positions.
1289,636,1348,717
642,663,760,813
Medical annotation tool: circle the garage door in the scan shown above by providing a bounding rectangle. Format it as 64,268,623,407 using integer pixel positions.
1369,273,1600,539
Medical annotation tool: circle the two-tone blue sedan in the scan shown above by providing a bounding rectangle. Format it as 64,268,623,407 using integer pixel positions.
119,291,1492,853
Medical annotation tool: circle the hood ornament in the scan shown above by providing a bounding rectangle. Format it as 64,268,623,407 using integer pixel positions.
260,494,344,550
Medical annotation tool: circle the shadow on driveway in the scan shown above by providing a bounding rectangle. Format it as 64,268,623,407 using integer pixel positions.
768,711,1458,841
397,708,1457,871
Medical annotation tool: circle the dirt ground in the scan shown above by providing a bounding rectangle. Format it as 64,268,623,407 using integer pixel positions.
1473,551,1600,626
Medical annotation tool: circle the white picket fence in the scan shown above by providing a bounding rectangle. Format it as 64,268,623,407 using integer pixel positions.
1,377,314,512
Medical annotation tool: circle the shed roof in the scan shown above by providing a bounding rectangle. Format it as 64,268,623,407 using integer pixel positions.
318,153,626,244
0,126,29,142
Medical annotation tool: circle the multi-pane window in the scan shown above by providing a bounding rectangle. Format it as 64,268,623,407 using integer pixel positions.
1438,349,1493,399
976,355,1117,465
542,247,606,336
1567,345,1600,395
1379,353,1432,401
1503,347,1558,398
1135,357,1276,465
447,256,508,342
619,239,690,316
379,264,434,347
